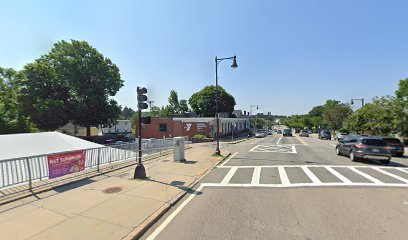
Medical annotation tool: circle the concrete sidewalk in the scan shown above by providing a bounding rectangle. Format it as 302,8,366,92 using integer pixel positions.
0,144,229,240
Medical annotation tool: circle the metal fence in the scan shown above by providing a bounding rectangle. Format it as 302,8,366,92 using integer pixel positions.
0,137,189,192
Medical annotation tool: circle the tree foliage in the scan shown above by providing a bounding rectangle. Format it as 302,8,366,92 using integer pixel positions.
322,100,352,131
21,40,124,135
189,85,236,117
122,106,135,119
0,67,31,133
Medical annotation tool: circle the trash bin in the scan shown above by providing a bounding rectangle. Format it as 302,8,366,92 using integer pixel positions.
173,137,185,162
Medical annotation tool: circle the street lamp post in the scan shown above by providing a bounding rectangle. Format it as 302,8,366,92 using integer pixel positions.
215,55,238,155
351,98,365,107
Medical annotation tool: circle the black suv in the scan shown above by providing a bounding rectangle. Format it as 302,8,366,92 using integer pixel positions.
380,137,405,157
336,136,392,164
318,130,331,140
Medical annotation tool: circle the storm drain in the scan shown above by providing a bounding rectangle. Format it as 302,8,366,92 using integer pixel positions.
103,187,123,194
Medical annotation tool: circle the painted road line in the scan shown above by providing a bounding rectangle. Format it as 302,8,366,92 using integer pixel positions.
325,166,353,184
200,182,408,188
398,168,408,174
221,167,238,184
251,166,261,185
217,165,408,169
278,166,290,186
372,167,408,184
349,166,383,184
330,144,337,147
146,185,204,240
295,135,308,145
218,152,238,167
301,166,322,184
250,138,264,145
292,146,297,154
276,136,282,145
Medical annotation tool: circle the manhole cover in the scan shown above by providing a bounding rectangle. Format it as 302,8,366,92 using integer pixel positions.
103,187,123,194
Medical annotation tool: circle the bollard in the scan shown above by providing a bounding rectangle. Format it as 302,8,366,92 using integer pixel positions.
173,137,185,162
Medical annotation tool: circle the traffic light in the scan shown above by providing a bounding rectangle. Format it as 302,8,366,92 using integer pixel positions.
137,87,148,110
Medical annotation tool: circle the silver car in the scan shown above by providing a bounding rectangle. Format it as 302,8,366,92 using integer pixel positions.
299,130,309,137
255,132,267,138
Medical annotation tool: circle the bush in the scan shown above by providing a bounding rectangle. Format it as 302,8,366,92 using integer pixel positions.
193,134,207,140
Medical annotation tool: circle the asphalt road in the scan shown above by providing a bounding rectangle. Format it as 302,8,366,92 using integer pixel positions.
141,134,408,240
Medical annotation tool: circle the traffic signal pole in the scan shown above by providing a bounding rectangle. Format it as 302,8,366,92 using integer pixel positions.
134,87,147,179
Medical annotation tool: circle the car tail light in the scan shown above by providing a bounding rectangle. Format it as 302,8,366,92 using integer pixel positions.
354,143,367,149
384,146,391,151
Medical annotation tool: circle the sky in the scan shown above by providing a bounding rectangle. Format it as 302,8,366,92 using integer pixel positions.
1,0,408,115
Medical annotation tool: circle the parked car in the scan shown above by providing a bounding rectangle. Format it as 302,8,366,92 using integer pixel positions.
379,137,405,157
266,130,273,135
299,130,309,137
255,132,267,138
276,130,282,134
283,129,292,136
335,132,348,141
336,136,392,164
318,130,332,140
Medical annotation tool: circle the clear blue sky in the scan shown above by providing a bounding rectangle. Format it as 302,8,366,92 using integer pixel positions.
1,0,408,115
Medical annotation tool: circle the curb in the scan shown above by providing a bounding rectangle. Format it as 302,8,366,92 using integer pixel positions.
226,138,250,144
124,152,232,240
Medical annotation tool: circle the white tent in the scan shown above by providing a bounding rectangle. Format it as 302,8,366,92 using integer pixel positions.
0,132,103,161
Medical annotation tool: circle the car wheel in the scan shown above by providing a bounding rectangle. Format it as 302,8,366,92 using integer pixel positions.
336,147,341,155
349,151,358,161
381,160,390,165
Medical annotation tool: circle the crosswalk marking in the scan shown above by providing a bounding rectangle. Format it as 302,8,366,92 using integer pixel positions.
221,167,238,184
325,166,352,184
278,166,290,186
206,165,408,188
398,168,408,174
251,167,261,185
372,167,408,184
349,167,383,184
301,166,321,184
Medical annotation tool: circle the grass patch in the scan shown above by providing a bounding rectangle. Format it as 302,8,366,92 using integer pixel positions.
211,153,224,158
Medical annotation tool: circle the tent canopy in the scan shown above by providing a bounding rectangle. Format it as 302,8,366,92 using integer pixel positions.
0,132,103,160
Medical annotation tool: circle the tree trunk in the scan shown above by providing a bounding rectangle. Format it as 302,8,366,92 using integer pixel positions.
86,126,91,136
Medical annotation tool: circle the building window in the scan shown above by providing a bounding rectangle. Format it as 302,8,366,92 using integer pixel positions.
159,123,167,132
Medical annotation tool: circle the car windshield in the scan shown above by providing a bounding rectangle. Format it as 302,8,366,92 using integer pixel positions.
362,139,387,146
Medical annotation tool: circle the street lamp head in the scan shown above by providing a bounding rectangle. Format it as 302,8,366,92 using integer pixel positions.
231,56,238,68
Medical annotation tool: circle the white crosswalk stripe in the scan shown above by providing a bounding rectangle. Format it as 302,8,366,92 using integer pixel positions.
204,165,408,188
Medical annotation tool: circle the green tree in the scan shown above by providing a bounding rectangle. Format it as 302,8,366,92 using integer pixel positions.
188,85,236,117
179,99,189,113
347,100,393,135
322,100,352,131
122,106,135,119
395,78,408,136
168,90,180,112
22,40,124,135
0,67,30,133
251,115,266,129
150,106,162,118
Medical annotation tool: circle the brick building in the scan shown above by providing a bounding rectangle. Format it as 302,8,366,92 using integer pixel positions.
136,117,250,140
